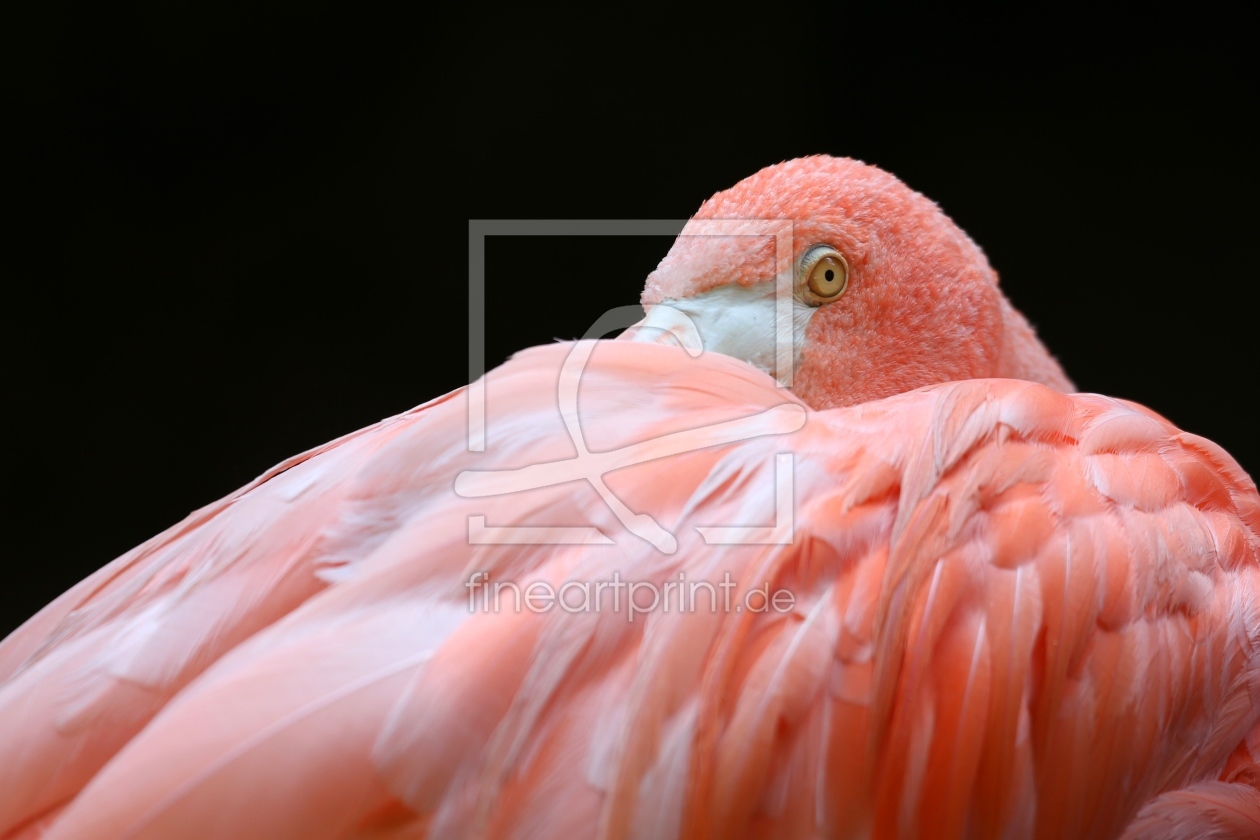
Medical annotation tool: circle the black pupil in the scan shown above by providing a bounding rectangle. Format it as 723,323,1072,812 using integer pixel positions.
824,269,835,282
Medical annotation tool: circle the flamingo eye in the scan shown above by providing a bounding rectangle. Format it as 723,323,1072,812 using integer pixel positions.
803,248,849,303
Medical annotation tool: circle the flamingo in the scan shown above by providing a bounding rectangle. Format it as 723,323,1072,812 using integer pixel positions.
1,155,1257,839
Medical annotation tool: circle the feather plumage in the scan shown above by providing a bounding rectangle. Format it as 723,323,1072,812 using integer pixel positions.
3,339,1257,839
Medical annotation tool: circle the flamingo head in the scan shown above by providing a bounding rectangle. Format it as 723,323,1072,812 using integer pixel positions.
632,155,1073,409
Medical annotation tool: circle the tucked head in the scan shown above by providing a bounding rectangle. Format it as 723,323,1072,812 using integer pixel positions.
632,156,1072,408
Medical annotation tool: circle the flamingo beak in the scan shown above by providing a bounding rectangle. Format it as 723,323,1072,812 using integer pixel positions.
622,302,705,355
622,284,817,386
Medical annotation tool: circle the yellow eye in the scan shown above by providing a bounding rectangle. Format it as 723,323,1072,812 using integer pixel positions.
805,251,849,301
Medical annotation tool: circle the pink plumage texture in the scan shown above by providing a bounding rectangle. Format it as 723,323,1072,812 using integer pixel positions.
3,157,1259,839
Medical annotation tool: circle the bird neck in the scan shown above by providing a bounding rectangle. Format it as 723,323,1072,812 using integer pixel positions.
994,295,1075,392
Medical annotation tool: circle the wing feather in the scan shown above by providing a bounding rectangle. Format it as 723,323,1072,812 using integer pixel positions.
3,341,1258,840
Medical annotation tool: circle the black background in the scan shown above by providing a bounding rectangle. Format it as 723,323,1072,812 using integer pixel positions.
4,9,1253,637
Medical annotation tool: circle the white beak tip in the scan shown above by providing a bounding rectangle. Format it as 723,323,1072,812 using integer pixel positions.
623,304,704,356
